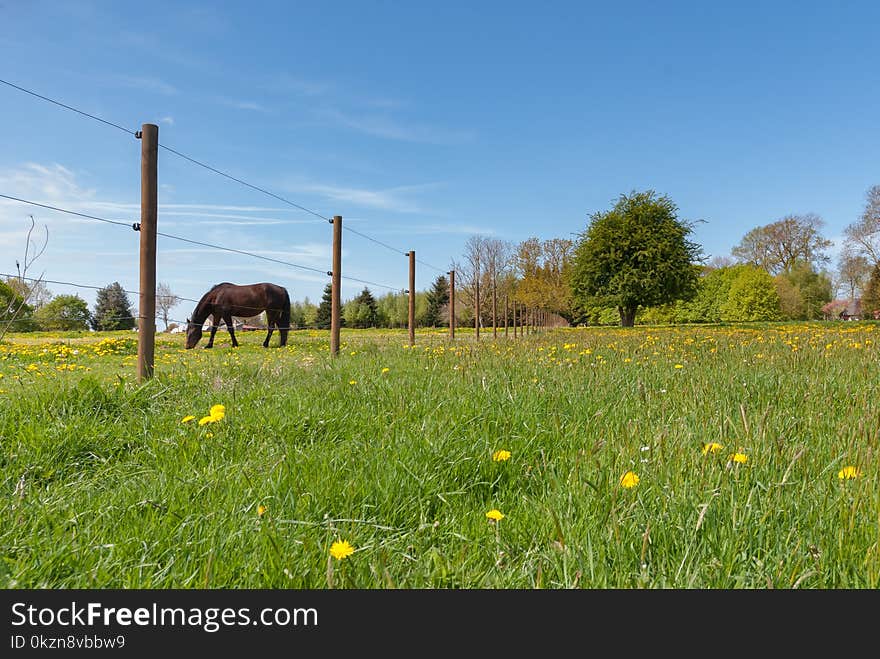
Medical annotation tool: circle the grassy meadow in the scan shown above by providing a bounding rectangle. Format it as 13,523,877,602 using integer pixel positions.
1,322,878,588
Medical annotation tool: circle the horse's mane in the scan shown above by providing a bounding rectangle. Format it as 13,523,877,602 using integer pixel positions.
191,283,233,322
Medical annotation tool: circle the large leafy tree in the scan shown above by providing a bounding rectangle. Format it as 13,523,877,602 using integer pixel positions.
35,294,91,330
720,266,782,321
570,190,702,327
422,275,449,327
732,214,832,275
773,262,832,320
91,282,135,331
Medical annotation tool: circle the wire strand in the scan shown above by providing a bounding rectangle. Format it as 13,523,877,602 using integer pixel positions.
0,78,136,135
0,194,134,228
1,80,449,289
157,144,330,221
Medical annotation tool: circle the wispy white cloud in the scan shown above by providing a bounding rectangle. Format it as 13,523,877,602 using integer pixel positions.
319,108,474,145
215,97,270,112
0,163,96,202
373,222,496,236
104,74,177,95
286,181,429,213
263,74,333,97
158,116,175,126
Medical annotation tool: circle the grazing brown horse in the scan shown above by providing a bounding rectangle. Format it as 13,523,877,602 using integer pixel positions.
185,282,290,349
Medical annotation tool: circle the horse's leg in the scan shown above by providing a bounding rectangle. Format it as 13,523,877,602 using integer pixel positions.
206,314,219,348
279,311,289,347
224,312,239,347
263,311,276,348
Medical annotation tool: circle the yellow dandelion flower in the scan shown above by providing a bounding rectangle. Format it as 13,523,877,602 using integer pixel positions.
257,504,268,517
486,509,505,521
381,367,390,374
674,364,684,369
620,471,640,488
492,449,512,462
329,540,355,560
838,466,860,480
205,431,214,439
198,415,215,426
209,404,225,420
181,415,196,424
349,380,357,385
702,442,724,455
730,452,749,464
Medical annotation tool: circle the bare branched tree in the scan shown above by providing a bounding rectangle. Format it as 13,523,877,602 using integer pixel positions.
836,249,872,300
482,238,513,338
843,185,880,266
450,234,489,337
1,215,49,342
731,213,832,275
156,282,181,331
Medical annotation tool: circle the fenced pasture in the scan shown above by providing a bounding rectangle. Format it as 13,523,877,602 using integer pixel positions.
1,322,877,588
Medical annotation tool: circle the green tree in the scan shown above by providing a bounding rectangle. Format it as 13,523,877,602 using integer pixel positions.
34,294,91,330
862,262,880,318
91,282,135,331
0,279,37,332
290,297,318,328
571,190,702,327
720,266,782,321
376,291,408,328
344,287,379,328
422,275,449,327
314,283,334,330
774,262,832,320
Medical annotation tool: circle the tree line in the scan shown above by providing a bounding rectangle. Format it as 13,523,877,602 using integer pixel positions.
4,184,879,333
1,280,180,332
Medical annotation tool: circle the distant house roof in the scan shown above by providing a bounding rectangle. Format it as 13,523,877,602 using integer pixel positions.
822,299,849,315
841,299,862,317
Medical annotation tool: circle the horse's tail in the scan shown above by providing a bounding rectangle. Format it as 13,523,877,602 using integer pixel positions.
279,287,291,344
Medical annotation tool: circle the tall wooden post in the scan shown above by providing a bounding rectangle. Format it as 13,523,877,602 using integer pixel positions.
448,270,455,340
475,262,481,340
137,123,158,381
330,215,342,356
504,295,508,338
407,250,415,346
492,283,497,339
513,300,517,338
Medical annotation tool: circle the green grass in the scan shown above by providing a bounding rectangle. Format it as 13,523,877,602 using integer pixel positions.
1,322,878,588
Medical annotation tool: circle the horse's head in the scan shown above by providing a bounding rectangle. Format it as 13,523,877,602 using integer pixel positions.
185,318,202,349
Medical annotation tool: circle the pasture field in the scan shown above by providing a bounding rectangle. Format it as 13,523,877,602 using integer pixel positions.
0,322,878,588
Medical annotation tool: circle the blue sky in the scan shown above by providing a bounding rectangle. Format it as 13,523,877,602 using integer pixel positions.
1,1,878,322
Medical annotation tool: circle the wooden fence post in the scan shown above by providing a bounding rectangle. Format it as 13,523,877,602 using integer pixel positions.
448,270,455,340
330,215,342,356
137,123,158,381
475,262,480,340
407,250,415,346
